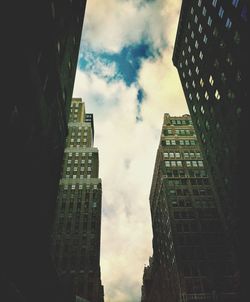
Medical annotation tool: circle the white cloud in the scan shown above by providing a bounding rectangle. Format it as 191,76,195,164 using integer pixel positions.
81,0,182,53
74,70,156,301
73,1,189,301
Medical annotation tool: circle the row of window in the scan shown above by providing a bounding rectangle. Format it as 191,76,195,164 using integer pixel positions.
166,169,207,178
170,119,192,125
167,178,209,186
168,188,211,196
68,152,92,157
164,151,201,159
67,159,92,164
165,160,203,168
164,139,197,146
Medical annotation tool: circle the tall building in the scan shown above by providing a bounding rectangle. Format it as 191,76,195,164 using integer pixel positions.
141,114,239,302
1,2,87,301
172,0,248,267
51,98,104,302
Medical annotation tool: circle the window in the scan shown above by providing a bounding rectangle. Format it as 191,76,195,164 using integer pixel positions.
192,80,196,88
198,24,203,33
191,31,194,39
188,22,191,29
182,71,186,78
218,6,224,18
202,7,207,16
189,93,193,100
213,27,219,37
226,18,232,29
182,50,185,56
185,59,188,66
191,7,194,14
191,55,195,63
198,0,202,7
212,0,217,7
199,51,203,60
192,105,196,113
188,69,192,76
200,78,204,87
203,34,208,43
205,91,209,100
186,161,191,167
232,0,240,8
209,75,214,85
215,90,221,100
188,46,191,53
196,92,200,101
57,41,61,54
198,161,204,167
186,82,189,89
201,106,205,114
195,40,199,48
208,16,212,26
194,15,198,23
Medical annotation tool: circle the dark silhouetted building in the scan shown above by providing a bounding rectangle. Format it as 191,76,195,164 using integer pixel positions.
51,98,104,302
172,0,248,270
2,2,87,301
141,114,239,302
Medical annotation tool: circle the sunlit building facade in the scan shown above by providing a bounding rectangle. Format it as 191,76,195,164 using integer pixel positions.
142,114,238,302
51,98,104,302
172,0,248,271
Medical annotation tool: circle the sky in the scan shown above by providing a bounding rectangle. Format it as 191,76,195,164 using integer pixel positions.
73,1,188,301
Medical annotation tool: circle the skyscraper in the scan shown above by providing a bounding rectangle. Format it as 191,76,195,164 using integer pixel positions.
172,0,248,267
51,98,104,302
1,2,87,301
141,114,238,302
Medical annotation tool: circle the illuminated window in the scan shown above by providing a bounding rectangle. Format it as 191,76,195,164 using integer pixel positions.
205,91,209,100
196,92,200,101
194,15,198,23
195,66,199,74
200,78,204,87
192,105,196,113
198,24,203,33
203,34,208,43
201,106,205,114
188,46,191,53
188,69,192,76
191,56,195,63
195,40,199,48
191,7,194,14
189,93,192,100
192,80,196,88
191,31,194,39
199,51,203,60
202,7,207,16
198,0,202,7
215,90,221,100
209,75,214,85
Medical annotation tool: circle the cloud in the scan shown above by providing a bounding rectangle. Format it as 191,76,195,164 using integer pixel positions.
81,0,182,54
73,1,188,301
